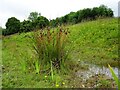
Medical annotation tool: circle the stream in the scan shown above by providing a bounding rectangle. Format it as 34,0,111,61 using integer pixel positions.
76,61,119,81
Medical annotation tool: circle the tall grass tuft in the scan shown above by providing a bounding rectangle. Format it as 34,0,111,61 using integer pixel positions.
35,60,40,74
51,60,53,80
108,64,120,89
20,60,26,73
32,26,70,74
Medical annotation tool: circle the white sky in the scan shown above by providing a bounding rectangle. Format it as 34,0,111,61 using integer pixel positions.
0,0,119,28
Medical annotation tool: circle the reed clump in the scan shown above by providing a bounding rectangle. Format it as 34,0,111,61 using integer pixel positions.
32,26,70,74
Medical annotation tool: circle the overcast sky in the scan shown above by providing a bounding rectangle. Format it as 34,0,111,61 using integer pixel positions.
0,0,119,28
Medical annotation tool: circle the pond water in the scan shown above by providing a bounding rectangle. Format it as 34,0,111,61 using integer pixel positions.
76,61,119,81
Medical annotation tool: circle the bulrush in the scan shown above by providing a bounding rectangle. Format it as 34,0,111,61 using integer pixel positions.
32,26,70,73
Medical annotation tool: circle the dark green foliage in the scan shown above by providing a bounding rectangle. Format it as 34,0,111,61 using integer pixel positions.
3,17,20,35
20,20,33,33
50,19,59,27
91,5,113,19
33,16,49,29
67,12,78,24
79,8,91,20
92,7,100,19
3,5,113,35
50,5,114,27
28,12,49,30
3,15,49,35
2,29,7,36
107,8,114,17
28,12,41,21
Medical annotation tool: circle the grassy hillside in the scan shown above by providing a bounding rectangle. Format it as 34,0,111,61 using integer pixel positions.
2,18,118,88
68,18,118,66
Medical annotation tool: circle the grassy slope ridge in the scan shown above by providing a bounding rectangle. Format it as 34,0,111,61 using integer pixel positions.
68,18,118,66
2,18,118,88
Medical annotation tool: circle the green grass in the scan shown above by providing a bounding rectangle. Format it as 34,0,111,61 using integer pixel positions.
68,18,118,67
2,18,118,88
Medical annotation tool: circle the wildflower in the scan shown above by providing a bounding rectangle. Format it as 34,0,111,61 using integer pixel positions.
56,84,59,87
45,76,47,78
62,82,65,85
82,85,85,87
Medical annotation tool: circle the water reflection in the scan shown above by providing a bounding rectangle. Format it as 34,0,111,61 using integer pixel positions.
76,61,119,80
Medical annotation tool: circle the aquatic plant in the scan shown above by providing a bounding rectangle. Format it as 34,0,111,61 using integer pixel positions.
32,26,70,73
108,64,120,89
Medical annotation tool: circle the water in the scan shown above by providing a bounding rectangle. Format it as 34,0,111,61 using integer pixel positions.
76,61,119,81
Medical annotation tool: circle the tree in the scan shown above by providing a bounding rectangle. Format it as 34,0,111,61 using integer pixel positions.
98,5,108,17
3,5,113,35
76,10,83,22
64,12,78,24
5,17,20,35
78,8,92,21
107,8,113,17
28,12,41,21
35,16,49,29
61,15,69,24
92,7,100,19
20,20,33,32
28,12,49,29
50,19,57,27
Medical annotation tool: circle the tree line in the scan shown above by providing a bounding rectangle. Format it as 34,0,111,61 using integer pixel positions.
2,5,113,36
